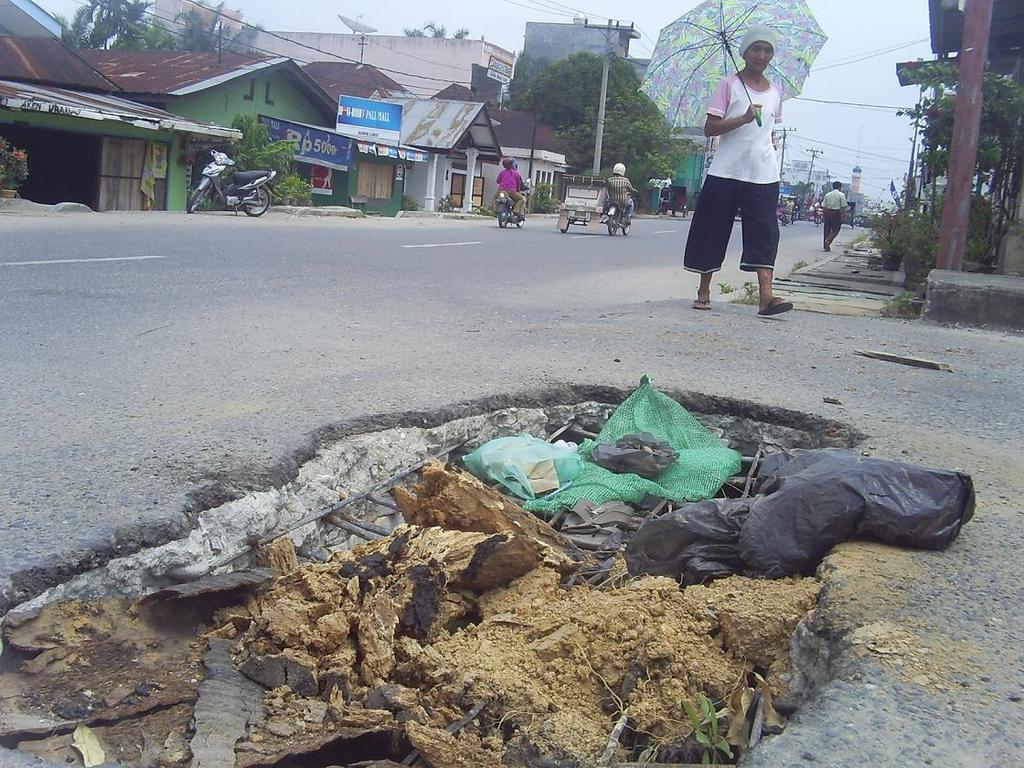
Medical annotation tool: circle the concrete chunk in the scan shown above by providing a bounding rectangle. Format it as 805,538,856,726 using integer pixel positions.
923,270,1024,331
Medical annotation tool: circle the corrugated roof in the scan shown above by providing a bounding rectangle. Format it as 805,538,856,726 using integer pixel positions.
303,61,410,101
77,50,273,95
392,98,502,158
0,0,62,38
0,37,115,90
0,79,240,138
929,0,1024,56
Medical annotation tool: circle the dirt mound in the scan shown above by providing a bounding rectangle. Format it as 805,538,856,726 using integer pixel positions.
1,465,820,767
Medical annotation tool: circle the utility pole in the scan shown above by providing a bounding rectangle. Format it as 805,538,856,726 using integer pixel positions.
806,148,823,189
217,21,223,64
586,19,634,176
936,0,994,271
777,127,794,182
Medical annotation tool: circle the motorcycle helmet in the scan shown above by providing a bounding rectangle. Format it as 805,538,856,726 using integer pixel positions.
612,163,626,176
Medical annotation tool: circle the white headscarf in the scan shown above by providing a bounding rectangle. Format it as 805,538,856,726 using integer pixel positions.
739,24,779,57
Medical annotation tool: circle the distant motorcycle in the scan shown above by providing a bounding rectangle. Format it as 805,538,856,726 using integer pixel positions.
187,150,276,217
495,190,525,228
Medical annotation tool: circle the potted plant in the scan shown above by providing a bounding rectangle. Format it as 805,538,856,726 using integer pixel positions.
871,211,902,271
0,137,29,197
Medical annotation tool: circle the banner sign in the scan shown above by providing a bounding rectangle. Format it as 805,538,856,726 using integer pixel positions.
487,55,513,84
311,165,333,195
356,142,429,163
337,95,403,145
260,115,352,171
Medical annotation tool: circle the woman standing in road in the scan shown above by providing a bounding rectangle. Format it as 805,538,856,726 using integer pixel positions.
684,25,793,316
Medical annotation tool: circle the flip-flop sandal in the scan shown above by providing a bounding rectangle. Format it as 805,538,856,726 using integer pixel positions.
758,297,793,316
692,300,712,311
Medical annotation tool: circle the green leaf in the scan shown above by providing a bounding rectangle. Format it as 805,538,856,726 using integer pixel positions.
696,730,711,746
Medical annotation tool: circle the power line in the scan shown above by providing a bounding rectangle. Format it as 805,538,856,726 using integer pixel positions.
792,96,908,112
496,0,574,19
811,38,929,72
787,134,909,164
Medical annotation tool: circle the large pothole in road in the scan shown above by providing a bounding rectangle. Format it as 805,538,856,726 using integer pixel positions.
0,385,859,768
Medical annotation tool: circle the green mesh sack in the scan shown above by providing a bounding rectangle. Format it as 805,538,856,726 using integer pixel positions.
524,377,741,518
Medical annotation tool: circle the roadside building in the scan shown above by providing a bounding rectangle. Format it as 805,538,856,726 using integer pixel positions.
303,61,414,100
524,19,647,77
249,30,515,102
80,51,412,214
394,98,502,212
0,35,237,210
430,84,566,203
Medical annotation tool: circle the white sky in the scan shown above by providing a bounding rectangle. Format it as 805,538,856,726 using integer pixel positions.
42,0,934,199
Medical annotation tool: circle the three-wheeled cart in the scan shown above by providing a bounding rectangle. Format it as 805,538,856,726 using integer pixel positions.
556,178,607,234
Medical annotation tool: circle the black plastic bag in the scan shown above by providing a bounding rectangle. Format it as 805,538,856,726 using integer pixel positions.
591,432,679,479
624,499,750,584
626,449,975,583
738,448,975,578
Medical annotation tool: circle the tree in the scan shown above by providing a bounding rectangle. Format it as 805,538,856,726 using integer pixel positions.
175,3,259,53
230,114,297,177
55,0,150,49
902,63,1024,266
403,21,469,39
511,52,692,187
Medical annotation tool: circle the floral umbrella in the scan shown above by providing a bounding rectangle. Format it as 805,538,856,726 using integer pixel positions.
641,0,828,129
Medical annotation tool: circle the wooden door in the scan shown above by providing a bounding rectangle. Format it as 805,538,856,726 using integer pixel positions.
98,137,146,211
450,173,466,208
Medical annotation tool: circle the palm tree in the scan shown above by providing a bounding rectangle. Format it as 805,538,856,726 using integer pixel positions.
175,3,259,54
404,22,470,39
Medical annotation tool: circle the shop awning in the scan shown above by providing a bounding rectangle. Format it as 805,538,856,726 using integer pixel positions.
355,142,429,162
259,114,354,171
0,79,240,139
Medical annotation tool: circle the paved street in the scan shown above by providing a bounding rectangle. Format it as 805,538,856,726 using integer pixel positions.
2,210,1024,765
1,211,1020,601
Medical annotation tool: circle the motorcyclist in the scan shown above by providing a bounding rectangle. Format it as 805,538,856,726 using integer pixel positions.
495,157,525,218
604,163,637,223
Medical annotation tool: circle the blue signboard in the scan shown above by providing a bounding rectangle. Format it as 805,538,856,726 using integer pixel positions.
259,115,353,171
337,95,403,146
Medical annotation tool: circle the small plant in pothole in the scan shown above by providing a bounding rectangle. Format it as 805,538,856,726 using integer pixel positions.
718,282,735,295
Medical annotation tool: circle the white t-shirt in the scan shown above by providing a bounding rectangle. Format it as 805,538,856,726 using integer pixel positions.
823,189,848,210
706,74,783,185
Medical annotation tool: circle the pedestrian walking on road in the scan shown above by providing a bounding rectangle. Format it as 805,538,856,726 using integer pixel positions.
683,25,792,316
822,181,848,251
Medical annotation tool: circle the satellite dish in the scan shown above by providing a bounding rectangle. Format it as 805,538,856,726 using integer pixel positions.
339,15,377,34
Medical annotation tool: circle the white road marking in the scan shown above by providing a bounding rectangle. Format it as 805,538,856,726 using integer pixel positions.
571,235,590,239
401,241,482,249
654,230,680,234
0,255,166,267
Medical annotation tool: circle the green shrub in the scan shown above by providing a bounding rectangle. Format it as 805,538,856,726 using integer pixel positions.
400,195,419,211
530,182,559,214
272,174,312,206
0,137,29,190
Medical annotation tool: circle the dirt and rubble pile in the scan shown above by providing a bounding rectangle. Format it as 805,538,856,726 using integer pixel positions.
1,464,821,767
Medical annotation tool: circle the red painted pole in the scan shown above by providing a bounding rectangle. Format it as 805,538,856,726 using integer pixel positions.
935,0,994,271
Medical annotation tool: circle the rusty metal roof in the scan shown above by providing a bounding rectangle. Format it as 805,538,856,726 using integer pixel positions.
0,37,115,90
0,79,240,138
392,98,502,158
77,50,274,95
303,61,411,100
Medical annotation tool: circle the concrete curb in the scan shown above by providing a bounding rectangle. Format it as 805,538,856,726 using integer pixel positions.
271,205,365,219
395,210,490,220
924,269,1024,332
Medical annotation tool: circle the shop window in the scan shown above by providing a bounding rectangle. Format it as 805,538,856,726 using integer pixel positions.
243,79,255,101
357,161,394,199
264,81,274,105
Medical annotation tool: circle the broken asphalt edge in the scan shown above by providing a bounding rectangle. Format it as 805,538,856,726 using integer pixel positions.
0,383,863,616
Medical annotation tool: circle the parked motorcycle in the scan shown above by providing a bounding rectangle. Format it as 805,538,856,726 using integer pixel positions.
187,150,276,216
604,201,631,236
495,190,525,229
